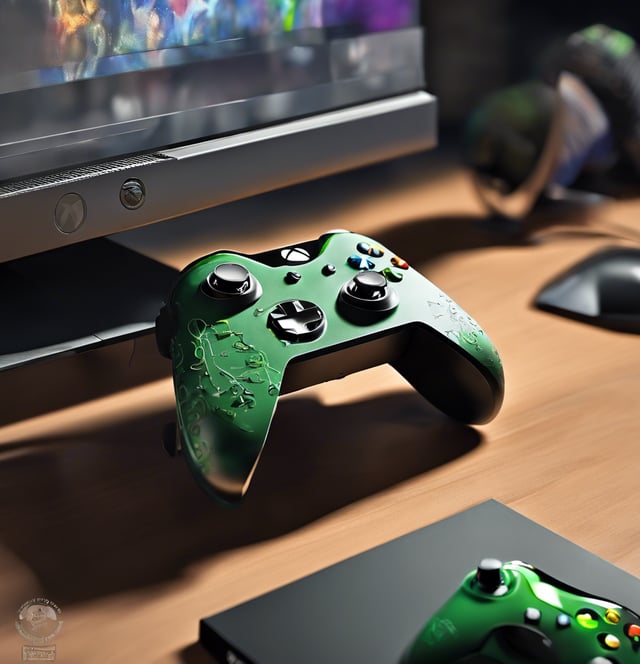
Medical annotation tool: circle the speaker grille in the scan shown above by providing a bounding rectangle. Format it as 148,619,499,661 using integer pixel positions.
0,153,170,198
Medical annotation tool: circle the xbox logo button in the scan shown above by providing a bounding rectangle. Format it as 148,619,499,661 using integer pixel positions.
280,246,311,263
54,193,86,234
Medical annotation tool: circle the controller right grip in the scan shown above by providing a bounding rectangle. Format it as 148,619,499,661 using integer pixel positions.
392,322,504,425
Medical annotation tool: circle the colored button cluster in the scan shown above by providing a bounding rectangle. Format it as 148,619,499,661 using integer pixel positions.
519,605,640,656
346,242,409,283
282,238,412,283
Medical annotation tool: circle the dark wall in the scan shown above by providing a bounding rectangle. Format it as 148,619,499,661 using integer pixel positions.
422,1,640,131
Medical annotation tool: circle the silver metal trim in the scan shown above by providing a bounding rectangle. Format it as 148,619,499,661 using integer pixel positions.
0,91,436,264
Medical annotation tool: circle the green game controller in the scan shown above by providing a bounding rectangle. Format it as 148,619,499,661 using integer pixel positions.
156,230,504,503
401,558,640,664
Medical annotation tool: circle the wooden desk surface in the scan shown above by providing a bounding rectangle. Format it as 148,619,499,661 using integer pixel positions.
1,154,640,663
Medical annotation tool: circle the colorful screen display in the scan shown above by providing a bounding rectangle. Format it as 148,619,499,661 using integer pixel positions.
1,0,415,88
0,0,422,183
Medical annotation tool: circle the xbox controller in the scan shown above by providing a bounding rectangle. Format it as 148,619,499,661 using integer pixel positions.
156,230,504,503
401,558,640,664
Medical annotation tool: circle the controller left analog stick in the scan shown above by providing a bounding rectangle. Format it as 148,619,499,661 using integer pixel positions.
201,262,262,312
475,558,506,594
204,262,251,296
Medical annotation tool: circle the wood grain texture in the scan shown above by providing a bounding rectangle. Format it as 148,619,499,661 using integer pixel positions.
1,155,639,663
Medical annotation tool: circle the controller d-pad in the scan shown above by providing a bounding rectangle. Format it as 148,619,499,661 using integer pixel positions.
267,300,326,343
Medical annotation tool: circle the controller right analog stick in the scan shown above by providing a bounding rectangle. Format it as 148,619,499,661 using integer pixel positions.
338,271,399,324
349,271,388,299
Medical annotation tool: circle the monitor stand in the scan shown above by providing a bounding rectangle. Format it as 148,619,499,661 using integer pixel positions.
0,238,178,425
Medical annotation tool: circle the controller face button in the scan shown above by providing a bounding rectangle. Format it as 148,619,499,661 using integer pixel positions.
205,263,251,296
280,246,311,263
576,609,600,630
322,263,336,276
626,623,640,641
604,609,621,624
347,254,375,270
285,271,302,284
356,241,384,257
267,300,326,343
381,267,404,282
524,607,542,624
391,255,409,269
556,613,571,629
598,633,621,650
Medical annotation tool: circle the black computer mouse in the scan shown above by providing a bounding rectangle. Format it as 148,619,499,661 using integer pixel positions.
535,246,640,333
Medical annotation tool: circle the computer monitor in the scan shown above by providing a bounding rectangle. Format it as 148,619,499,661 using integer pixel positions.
0,0,435,264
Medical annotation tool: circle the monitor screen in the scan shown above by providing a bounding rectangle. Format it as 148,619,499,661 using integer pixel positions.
0,0,435,263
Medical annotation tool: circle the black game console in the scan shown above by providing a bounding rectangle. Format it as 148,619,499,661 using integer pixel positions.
200,500,640,664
